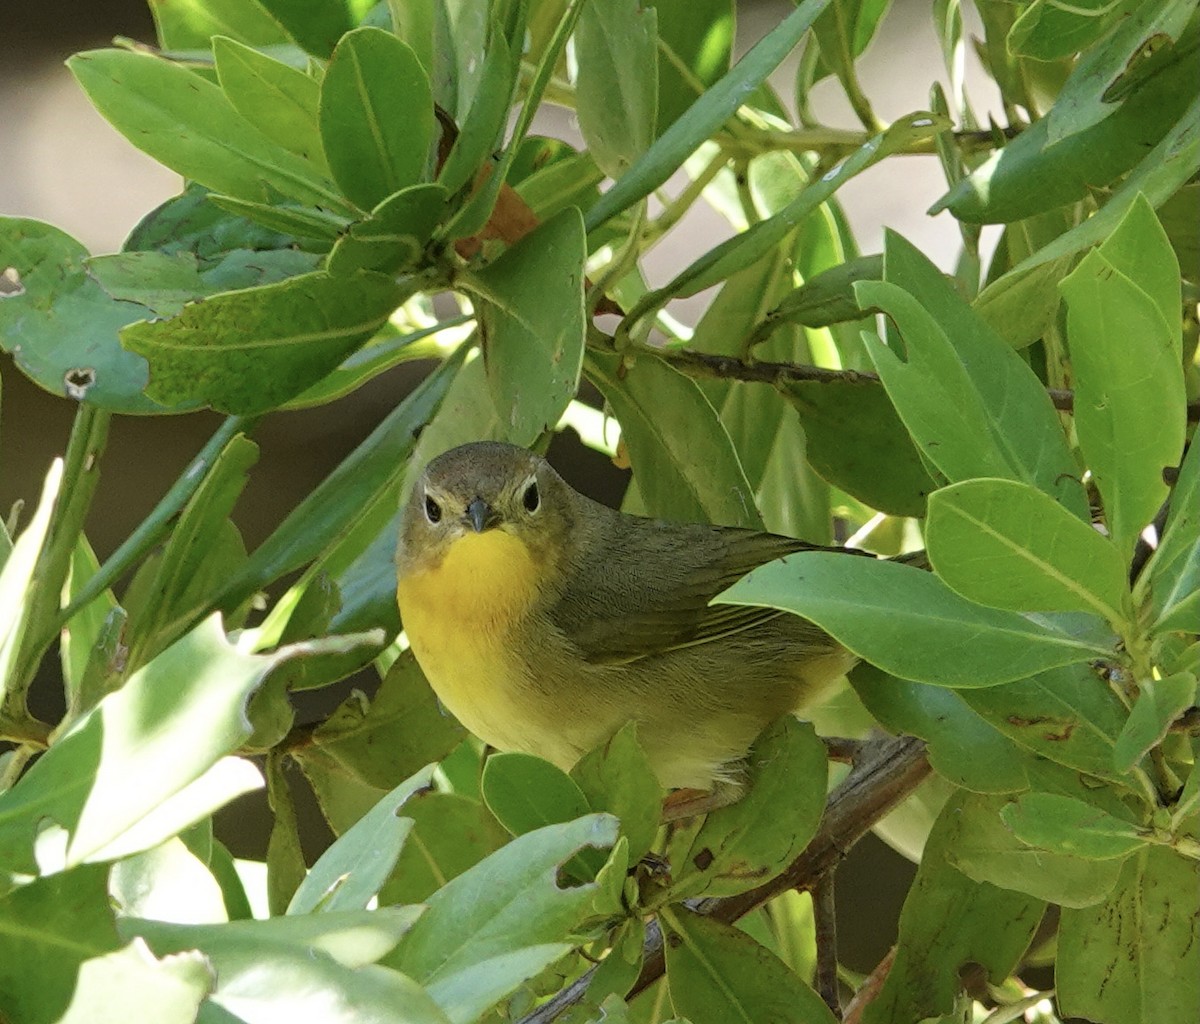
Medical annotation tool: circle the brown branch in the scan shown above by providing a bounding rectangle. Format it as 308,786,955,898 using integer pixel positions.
813,870,841,1017
520,735,930,1024
646,347,1200,422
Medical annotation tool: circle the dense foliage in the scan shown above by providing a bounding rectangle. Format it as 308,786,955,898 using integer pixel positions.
0,1,1197,1022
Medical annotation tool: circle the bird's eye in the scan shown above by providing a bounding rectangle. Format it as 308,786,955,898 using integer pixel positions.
523,481,540,513
424,494,442,524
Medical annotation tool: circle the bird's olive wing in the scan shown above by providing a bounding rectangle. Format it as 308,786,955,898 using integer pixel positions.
550,521,831,665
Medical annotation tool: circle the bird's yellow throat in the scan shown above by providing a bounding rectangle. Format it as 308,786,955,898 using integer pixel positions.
398,529,544,751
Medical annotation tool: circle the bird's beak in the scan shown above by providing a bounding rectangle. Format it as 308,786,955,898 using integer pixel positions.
466,497,497,533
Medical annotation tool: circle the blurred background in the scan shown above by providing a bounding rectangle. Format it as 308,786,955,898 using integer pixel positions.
1,0,1002,975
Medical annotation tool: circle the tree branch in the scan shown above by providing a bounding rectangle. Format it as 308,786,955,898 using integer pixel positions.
644,346,1200,422
520,735,930,1023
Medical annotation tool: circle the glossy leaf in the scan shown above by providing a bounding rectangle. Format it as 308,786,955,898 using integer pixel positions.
862,801,1044,1024
660,908,836,1024
463,209,586,447
482,753,592,838
586,351,761,528
319,28,435,210
0,866,121,1024
121,270,406,414
860,233,1088,517
0,617,355,873
213,35,327,170
851,664,1030,793
386,814,619,983
1146,427,1200,634
667,719,827,899
926,478,1130,623
327,183,448,276
575,0,657,177
570,722,663,864
289,766,434,914
0,219,168,412
1001,791,1147,860
69,49,348,212
1058,848,1200,1024
305,651,464,790
781,377,936,517
942,790,1125,908
58,940,211,1024
718,552,1114,688
1112,672,1197,773
655,0,733,132
585,0,834,230
1060,249,1186,559
380,791,510,906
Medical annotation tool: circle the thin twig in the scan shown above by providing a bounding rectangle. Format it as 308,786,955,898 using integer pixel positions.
842,946,897,1024
634,345,1200,422
814,870,841,1017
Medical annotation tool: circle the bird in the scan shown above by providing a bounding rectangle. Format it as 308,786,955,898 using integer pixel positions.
395,440,860,815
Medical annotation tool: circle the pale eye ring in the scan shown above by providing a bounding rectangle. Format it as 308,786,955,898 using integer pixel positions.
523,481,540,513
424,494,442,524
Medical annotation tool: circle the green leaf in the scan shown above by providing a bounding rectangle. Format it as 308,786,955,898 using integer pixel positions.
0,616,344,872
427,944,575,1024
124,434,257,669
859,232,1088,517
575,0,657,177
1060,252,1186,559
149,0,294,50
959,661,1133,782
931,18,1198,223
851,664,1031,793
109,836,227,923
654,0,733,133
0,865,120,1024
69,49,349,213
379,791,509,905
1008,0,1137,61
0,219,171,412
570,722,663,864
976,93,1200,310
781,377,936,518
305,651,464,790
207,193,350,241
58,940,211,1024
1112,673,1197,773
128,905,425,970
1001,791,1148,860
386,814,618,983
319,28,435,209
718,552,1114,688
121,270,406,414
328,183,447,276
462,209,586,447
436,32,518,196
927,478,1130,624
482,753,592,838
254,0,357,58
0,461,61,698
631,113,945,311
289,765,434,914
142,917,454,1024
863,800,1045,1024
942,790,1125,908
1058,847,1200,1024
1146,426,1200,634
59,535,118,707
667,719,828,899
660,908,836,1024
585,0,834,230
213,35,327,171
586,351,761,527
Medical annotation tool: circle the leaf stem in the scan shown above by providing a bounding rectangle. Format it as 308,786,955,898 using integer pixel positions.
56,414,255,629
8,403,110,709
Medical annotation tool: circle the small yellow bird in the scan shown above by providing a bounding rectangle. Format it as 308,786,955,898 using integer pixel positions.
395,441,858,812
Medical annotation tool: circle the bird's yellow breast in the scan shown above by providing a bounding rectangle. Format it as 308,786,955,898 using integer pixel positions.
397,530,545,752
